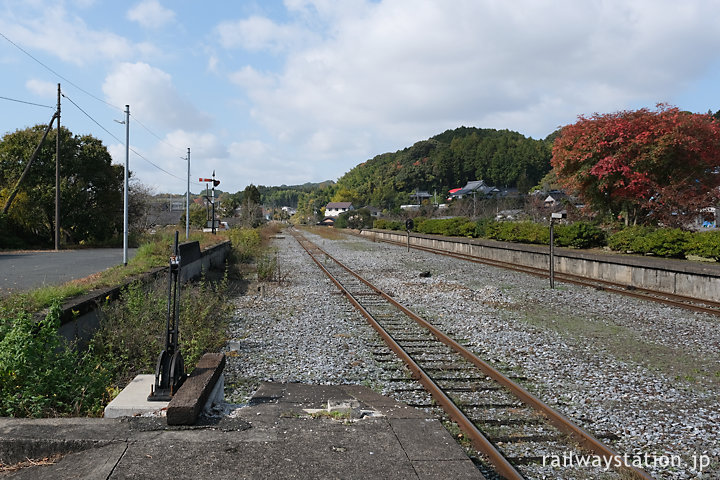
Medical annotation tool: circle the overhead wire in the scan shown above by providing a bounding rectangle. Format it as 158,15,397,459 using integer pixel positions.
62,93,201,185
132,115,187,159
1,30,191,161
0,30,120,112
62,93,123,144
0,95,54,109
1,29,200,186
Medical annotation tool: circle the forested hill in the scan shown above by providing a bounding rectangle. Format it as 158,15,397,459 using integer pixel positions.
334,126,553,208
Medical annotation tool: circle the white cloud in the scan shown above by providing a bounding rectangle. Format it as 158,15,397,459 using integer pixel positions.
127,1,176,29
229,66,275,91
102,62,212,131
109,129,228,194
161,130,227,161
215,15,316,53
226,139,315,186
0,4,150,66
221,0,720,171
25,78,57,98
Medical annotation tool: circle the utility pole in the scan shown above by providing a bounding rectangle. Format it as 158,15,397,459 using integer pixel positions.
123,105,129,266
55,84,60,251
186,148,190,239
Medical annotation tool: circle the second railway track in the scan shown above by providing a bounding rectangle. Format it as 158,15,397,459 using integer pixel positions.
289,228,653,480
351,230,720,316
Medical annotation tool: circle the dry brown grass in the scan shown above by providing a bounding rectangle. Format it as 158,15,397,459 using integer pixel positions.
301,225,347,241
0,454,63,473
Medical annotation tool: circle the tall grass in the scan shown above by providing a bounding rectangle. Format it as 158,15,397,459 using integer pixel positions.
0,303,113,417
0,228,233,417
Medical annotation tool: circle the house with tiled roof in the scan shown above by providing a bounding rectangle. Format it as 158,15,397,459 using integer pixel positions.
325,202,354,217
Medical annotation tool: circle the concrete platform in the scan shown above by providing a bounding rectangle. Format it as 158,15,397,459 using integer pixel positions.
0,382,484,479
103,374,168,418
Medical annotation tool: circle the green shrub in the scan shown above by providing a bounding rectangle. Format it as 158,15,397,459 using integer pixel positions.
335,208,373,229
554,222,606,249
686,231,720,261
257,250,279,281
473,219,496,238
607,226,655,252
486,221,549,244
636,228,690,258
458,220,477,237
228,227,261,263
0,303,113,417
93,275,231,382
415,217,472,236
373,219,404,230
334,214,348,229
608,226,689,258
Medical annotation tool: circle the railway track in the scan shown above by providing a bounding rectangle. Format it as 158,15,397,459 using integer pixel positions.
289,228,653,480
357,230,720,316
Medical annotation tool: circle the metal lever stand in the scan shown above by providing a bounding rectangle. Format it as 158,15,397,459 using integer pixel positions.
148,231,187,401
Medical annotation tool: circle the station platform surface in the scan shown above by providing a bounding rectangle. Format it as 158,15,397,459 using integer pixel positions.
0,382,484,479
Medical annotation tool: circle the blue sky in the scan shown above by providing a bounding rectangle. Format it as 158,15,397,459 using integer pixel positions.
1,0,720,195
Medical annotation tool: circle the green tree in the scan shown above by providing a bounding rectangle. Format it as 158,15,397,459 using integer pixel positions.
240,184,263,227
180,204,208,229
0,125,124,247
217,191,241,217
333,127,551,210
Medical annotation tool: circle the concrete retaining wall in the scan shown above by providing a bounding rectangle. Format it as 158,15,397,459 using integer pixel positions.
57,240,231,344
361,229,720,303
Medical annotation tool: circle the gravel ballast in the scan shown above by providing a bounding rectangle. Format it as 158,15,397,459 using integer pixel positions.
224,228,720,479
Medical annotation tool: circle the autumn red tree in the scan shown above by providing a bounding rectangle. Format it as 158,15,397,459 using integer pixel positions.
551,105,720,227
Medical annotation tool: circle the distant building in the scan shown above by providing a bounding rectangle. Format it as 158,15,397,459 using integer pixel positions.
325,202,354,217
410,190,433,204
543,191,568,208
449,180,500,199
317,217,335,226
363,206,382,218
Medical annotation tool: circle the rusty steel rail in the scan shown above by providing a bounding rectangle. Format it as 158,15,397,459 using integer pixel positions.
291,229,654,480
291,232,525,479
357,230,720,317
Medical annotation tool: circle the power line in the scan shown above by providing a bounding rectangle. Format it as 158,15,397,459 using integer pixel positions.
2,30,201,187
62,93,201,186
2,30,193,168
0,95,54,109
0,31,122,112
130,146,193,183
132,115,187,160
62,93,123,144
1,30,187,157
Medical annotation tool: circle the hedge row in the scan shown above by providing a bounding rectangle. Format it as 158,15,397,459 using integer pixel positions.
372,218,720,260
607,226,720,260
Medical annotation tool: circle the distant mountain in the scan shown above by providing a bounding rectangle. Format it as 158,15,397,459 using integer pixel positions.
334,126,553,208
258,181,336,208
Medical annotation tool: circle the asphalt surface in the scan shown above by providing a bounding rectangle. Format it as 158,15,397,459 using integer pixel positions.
0,248,137,297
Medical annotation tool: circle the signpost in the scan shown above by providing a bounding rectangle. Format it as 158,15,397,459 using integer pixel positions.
405,218,414,252
199,172,220,234
549,211,566,289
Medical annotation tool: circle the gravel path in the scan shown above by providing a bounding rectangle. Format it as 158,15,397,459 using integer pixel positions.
224,228,720,479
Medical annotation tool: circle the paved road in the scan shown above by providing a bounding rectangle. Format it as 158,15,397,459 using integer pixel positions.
0,248,137,297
